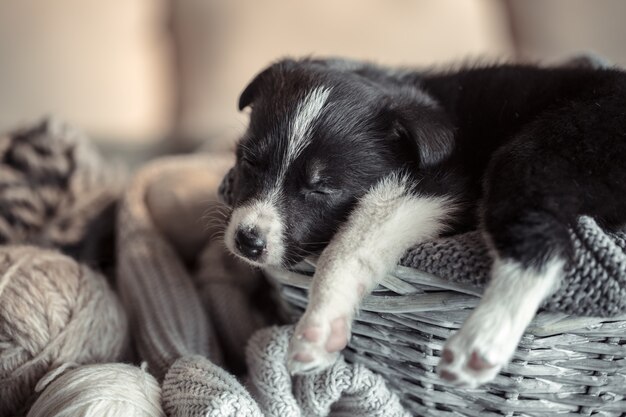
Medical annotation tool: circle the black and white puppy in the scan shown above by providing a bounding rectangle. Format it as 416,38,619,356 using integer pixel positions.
223,57,626,387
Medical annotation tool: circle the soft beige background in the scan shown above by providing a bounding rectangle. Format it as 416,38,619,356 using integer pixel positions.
508,0,626,65
0,0,174,143
172,0,514,149
0,0,625,147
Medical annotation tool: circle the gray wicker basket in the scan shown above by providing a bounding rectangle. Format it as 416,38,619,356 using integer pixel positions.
265,260,626,417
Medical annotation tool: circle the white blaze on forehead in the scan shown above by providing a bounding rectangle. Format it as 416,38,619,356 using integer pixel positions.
285,86,332,168
226,87,331,267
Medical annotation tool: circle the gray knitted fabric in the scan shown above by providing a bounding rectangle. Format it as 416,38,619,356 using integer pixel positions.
162,355,263,417
400,216,626,316
117,156,222,380
220,166,626,317
160,326,409,417
246,326,410,417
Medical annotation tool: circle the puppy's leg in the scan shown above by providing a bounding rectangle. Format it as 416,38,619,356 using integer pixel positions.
438,100,626,386
438,255,565,386
438,180,571,387
288,173,455,374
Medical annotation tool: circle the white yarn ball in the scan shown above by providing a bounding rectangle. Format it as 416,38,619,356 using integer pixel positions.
27,363,165,417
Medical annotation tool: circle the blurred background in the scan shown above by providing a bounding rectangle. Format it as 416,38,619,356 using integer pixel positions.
1,0,625,156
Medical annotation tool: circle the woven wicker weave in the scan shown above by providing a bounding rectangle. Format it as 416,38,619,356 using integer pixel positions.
265,261,626,416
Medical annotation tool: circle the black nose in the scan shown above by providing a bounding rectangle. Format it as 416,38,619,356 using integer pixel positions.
235,228,267,260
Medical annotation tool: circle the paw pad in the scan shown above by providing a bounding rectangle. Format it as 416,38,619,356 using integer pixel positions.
439,369,458,382
468,351,494,372
302,327,321,343
287,315,350,375
441,348,454,364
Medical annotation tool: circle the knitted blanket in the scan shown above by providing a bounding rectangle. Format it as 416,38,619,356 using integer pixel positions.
219,166,626,317
400,218,626,316
163,326,409,417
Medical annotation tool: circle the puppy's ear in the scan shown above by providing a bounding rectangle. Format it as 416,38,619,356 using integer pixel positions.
238,59,299,110
238,67,272,110
391,102,455,167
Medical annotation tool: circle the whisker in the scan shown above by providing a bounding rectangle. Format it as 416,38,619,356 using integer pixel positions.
299,240,330,246
210,230,226,241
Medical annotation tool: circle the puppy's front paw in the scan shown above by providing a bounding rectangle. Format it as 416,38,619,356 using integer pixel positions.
437,313,520,388
287,315,350,375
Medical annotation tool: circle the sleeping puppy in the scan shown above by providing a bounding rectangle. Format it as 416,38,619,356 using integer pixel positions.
223,57,626,387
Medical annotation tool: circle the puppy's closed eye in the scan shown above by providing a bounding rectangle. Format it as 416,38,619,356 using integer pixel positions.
240,157,256,170
303,165,342,199
302,185,341,198
238,152,267,175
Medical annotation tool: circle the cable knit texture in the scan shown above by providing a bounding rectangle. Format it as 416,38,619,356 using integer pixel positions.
400,215,626,316
161,355,263,417
246,326,410,417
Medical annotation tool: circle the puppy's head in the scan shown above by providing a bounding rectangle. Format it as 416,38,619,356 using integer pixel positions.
224,58,454,267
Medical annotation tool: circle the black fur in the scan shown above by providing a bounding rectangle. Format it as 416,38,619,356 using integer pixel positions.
232,57,626,270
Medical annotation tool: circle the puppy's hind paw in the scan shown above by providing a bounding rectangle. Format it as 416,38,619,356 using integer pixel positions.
287,316,349,375
437,344,501,388
436,317,518,387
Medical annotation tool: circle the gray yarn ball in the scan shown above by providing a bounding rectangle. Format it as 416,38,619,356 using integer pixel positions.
0,118,122,267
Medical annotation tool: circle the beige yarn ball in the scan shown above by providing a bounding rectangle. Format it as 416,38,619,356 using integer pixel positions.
0,246,128,416
27,363,165,417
